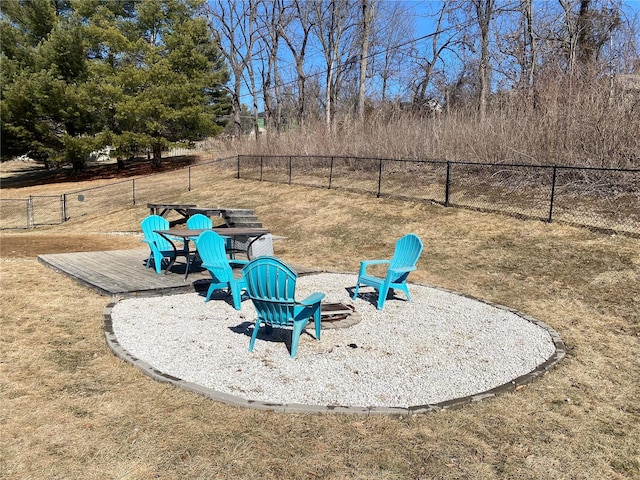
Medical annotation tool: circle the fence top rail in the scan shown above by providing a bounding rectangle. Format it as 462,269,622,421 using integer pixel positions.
65,155,236,196
192,155,238,170
191,155,238,166
445,160,640,173
238,154,450,165
553,164,640,173
239,154,640,173
67,177,135,195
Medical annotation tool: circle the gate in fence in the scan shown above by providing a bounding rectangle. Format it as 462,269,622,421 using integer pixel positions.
1,195,65,229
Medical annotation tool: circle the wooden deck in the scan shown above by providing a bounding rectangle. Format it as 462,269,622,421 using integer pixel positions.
38,248,319,297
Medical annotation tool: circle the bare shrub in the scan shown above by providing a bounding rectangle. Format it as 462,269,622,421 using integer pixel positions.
238,79,639,169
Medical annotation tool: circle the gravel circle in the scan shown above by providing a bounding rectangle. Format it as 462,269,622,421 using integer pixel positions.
110,273,557,409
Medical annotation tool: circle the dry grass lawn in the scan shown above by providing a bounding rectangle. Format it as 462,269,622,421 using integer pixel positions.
1,167,639,479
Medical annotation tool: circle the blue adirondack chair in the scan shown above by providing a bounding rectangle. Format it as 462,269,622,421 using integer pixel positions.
242,256,325,358
352,233,423,310
195,230,248,310
141,215,185,274
187,212,235,257
186,213,212,230
185,213,213,266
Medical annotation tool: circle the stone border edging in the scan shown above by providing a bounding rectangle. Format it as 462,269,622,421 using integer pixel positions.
103,280,566,416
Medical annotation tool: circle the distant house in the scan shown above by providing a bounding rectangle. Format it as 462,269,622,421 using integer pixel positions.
397,99,443,115
89,146,114,162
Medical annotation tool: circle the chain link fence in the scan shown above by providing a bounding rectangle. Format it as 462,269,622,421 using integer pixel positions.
237,155,640,236
61,156,238,223
1,198,31,229
2,154,638,236
1,155,236,229
1,195,64,228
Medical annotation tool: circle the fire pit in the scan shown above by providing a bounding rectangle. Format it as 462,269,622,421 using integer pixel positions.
320,303,361,329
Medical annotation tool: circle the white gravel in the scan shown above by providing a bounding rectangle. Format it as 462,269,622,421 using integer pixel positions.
110,273,556,408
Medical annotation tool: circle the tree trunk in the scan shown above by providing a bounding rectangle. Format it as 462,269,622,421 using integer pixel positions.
475,0,494,120
357,0,373,123
232,87,242,138
296,59,306,126
325,62,334,129
523,0,537,109
152,144,162,168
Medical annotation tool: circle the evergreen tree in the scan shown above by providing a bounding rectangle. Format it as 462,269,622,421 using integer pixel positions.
113,0,230,166
1,0,231,170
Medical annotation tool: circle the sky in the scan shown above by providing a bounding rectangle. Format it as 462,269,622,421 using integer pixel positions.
236,0,640,111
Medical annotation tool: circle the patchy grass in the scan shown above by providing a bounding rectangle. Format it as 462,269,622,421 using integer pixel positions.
1,173,639,479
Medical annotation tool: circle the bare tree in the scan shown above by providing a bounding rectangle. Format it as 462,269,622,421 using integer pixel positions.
537,0,623,79
255,0,286,134
205,0,637,135
443,0,497,117
356,0,375,123
278,0,314,126
370,1,414,103
490,0,539,107
522,0,537,91
311,0,357,129
473,0,495,119
411,2,461,107
207,0,257,138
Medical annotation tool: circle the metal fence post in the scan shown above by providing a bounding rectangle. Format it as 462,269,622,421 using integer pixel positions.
548,166,557,223
445,161,451,206
328,157,334,189
132,179,136,206
188,166,192,191
27,196,34,228
237,155,241,179
61,194,67,222
377,158,383,198
260,156,263,181
288,156,292,185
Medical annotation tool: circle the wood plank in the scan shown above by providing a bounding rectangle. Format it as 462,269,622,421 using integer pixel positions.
38,248,321,297
38,249,205,295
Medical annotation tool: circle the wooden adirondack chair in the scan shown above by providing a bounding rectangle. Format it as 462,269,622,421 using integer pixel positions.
352,233,423,310
242,257,325,358
195,230,248,310
141,215,185,274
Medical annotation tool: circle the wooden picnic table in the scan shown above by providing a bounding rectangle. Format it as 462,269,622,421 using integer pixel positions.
148,203,197,219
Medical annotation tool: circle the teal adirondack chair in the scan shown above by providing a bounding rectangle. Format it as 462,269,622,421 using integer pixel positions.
242,257,325,358
195,230,248,310
186,213,213,265
352,233,423,310
187,212,235,257
186,213,212,230
141,215,183,274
